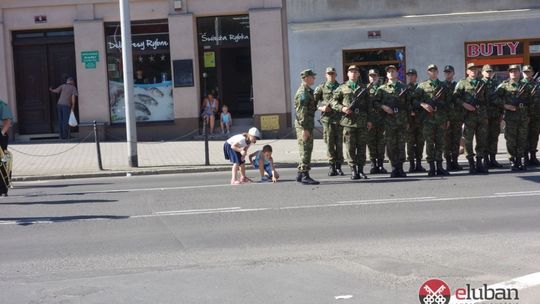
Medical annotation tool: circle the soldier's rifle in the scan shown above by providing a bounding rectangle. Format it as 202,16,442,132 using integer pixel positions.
530,72,540,96
347,82,374,115
425,85,447,112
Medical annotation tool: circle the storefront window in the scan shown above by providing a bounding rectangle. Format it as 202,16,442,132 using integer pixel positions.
105,20,173,123
343,47,406,82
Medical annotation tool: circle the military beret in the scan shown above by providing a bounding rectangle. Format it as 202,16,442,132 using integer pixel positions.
427,64,438,71
508,64,521,72
385,65,397,72
406,68,417,75
347,65,359,71
443,65,454,72
300,69,316,78
466,63,480,70
523,65,533,72
368,69,379,75
325,66,336,74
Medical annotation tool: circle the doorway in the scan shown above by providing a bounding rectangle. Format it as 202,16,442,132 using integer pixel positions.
220,47,252,117
13,29,77,135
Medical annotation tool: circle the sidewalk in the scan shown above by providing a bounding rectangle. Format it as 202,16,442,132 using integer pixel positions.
8,134,520,181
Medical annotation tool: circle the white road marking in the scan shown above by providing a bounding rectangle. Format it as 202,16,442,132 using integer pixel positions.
450,272,540,304
334,294,353,300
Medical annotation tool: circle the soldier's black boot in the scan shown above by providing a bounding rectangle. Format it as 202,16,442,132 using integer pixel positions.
428,161,436,177
378,159,388,174
517,157,526,171
476,156,489,174
390,164,399,178
335,162,345,175
489,154,503,168
483,153,490,169
530,152,540,166
398,162,407,177
328,163,337,176
370,159,379,174
467,157,476,174
436,161,450,176
453,156,463,171
445,157,453,171
350,166,360,180
301,172,320,185
510,157,520,171
357,165,368,179
415,159,427,172
524,154,530,167
408,160,416,173
296,171,303,182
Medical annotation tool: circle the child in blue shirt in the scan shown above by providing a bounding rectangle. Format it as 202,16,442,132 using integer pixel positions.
249,144,279,183
220,105,232,135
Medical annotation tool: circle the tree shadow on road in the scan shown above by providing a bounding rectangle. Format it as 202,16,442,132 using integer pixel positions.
0,215,129,226
13,183,112,189
1,199,118,205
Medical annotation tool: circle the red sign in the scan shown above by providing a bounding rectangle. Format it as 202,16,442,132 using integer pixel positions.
419,279,451,304
466,41,522,58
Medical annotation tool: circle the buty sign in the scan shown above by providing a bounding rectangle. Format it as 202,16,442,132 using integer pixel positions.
466,41,522,58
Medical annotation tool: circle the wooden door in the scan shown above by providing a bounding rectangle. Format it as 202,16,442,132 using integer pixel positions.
14,45,50,134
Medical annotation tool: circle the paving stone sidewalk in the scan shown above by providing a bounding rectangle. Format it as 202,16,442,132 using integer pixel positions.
7,134,518,180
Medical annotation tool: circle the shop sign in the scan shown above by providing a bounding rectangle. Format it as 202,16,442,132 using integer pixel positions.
204,52,216,68
466,41,522,58
261,115,280,131
34,16,47,23
81,50,99,69
106,34,170,53
199,32,249,44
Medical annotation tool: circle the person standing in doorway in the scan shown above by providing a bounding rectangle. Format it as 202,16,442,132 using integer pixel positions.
49,77,77,140
202,93,219,135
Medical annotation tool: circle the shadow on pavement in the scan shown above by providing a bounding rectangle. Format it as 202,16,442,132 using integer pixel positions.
518,175,540,183
1,199,118,205
0,215,130,226
13,183,113,189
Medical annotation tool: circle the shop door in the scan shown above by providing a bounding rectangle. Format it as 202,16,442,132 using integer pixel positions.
13,30,76,135
14,45,50,134
220,47,253,117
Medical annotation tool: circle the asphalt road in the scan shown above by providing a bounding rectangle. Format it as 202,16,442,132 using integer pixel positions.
1,166,540,304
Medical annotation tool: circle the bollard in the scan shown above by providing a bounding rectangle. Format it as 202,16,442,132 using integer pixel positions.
204,121,210,166
93,121,104,170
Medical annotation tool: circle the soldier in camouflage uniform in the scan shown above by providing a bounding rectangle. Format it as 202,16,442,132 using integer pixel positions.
497,65,532,171
482,64,504,169
331,65,371,179
442,65,463,171
367,69,387,174
415,64,450,177
405,68,426,173
523,65,540,166
373,65,410,178
315,66,344,176
454,63,489,174
294,69,319,184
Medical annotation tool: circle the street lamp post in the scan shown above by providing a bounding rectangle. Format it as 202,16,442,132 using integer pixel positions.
119,0,138,167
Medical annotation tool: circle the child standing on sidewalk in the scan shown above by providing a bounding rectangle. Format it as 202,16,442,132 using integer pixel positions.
249,144,280,183
220,105,232,135
223,127,261,185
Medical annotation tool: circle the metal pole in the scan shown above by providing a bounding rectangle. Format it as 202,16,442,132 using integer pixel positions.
119,0,138,167
204,119,210,166
93,121,103,171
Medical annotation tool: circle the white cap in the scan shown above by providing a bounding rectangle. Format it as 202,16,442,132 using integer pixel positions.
248,127,261,139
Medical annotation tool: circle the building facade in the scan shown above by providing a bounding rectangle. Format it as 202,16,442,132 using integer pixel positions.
286,0,540,118
0,0,291,140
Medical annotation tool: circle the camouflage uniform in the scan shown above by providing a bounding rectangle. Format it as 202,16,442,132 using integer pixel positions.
528,80,540,165
443,79,462,170
483,75,503,168
367,81,387,173
294,72,319,185
374,81,410,177
332,80,371,179
314,80,343,174
454,74,489,174
415,78,451,176
405,82,426,172
497,77,532,170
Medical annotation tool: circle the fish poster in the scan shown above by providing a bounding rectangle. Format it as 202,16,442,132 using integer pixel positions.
109,81,174,123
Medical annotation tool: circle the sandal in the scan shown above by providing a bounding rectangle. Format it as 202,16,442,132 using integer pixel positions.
231,179,242,185
240,176,252,183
